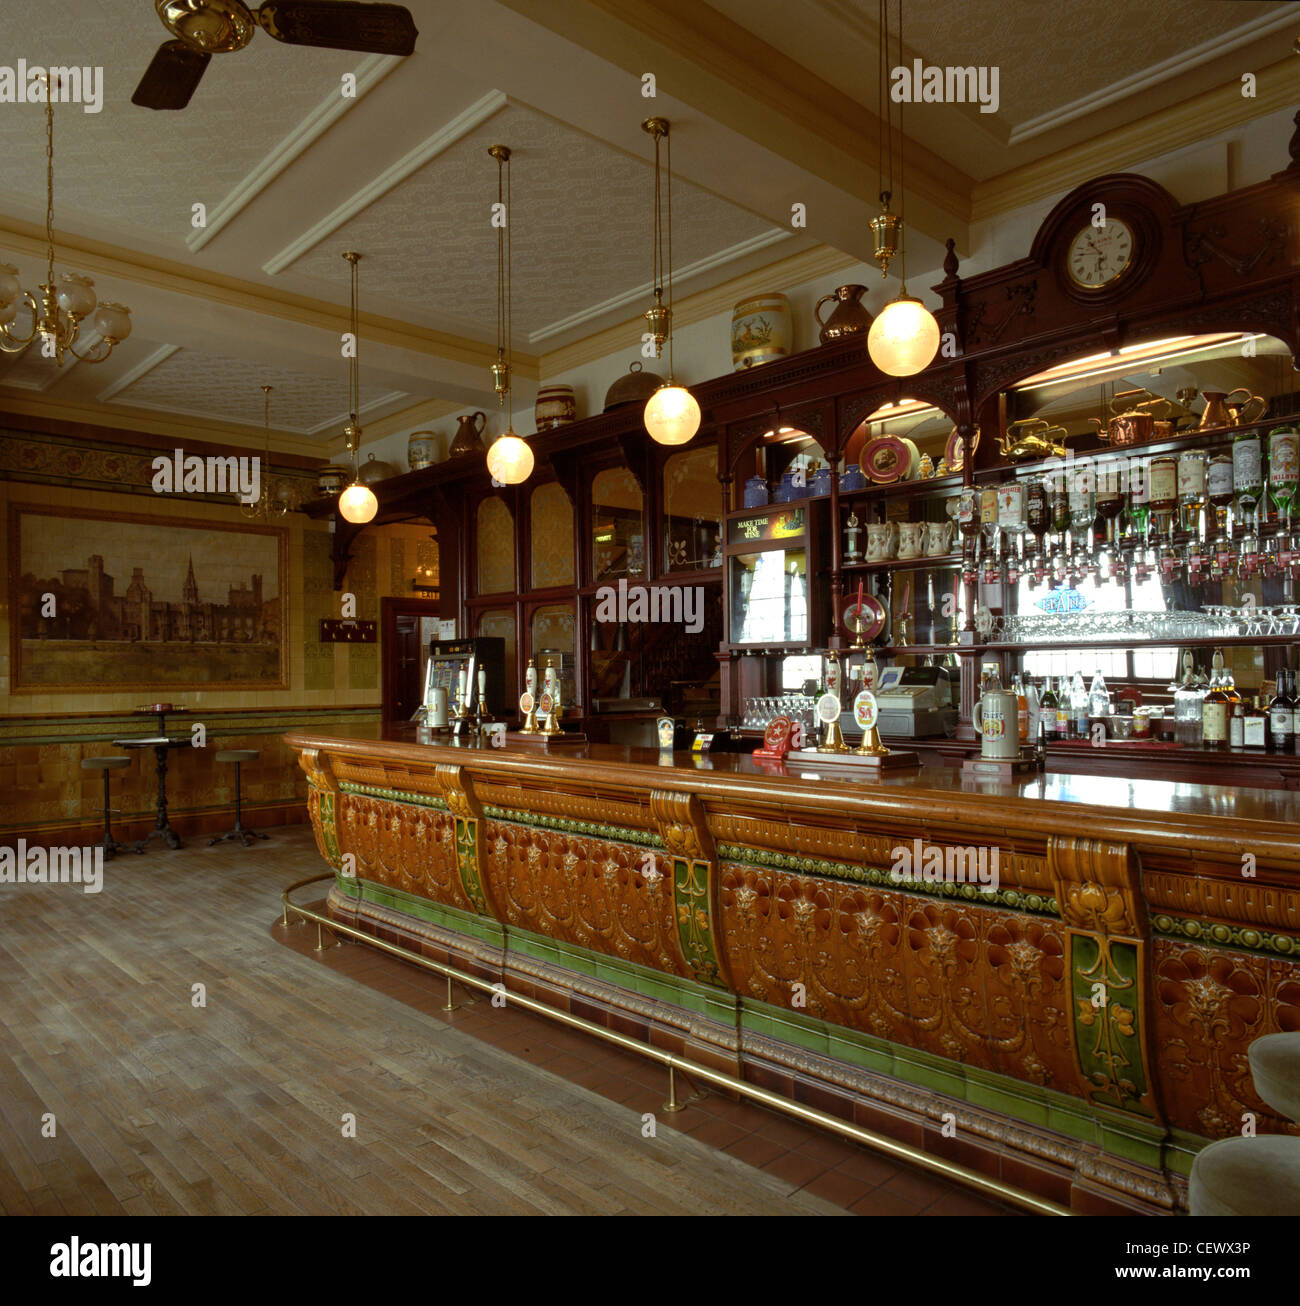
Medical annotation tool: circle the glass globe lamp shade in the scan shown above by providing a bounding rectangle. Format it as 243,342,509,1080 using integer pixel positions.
338,481,378,524
0,264,21,308
643,384,700,446
92,302,132,342
0,300,18,328
485,433,534,485
55,272,97,319
867,294,941,377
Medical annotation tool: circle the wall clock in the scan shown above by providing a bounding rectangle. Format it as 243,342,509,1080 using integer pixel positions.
1065,218,1135,291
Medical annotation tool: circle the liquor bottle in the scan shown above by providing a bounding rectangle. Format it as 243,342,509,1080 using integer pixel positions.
1202,651,1230,751
1128,457,1151,541
1242,695,1267,751
1035,717,1047,772
1289,669,1300,757
1068,460,1096,558
1177,450,1206,538
1012,672,1028,743
1229,696,1245,750
1026,478,1049,542
1268,671,1291,755
1148,454,1179,541
1269,426,1300,529
1055,675,1071,739
1233,426,1264,529
1096,460,1125,548
1024,677,1040,741
1040,677,1058,739
1073,671,1090,737
1207,454,1234,538
1087,671,1110,725
1048,469,1070,541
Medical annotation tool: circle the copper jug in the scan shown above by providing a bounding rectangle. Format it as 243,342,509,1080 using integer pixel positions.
448,410,487,457
1198,389,1265,431
814,284,872,344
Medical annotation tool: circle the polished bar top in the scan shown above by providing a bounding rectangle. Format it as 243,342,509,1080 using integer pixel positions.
285,723,1300,863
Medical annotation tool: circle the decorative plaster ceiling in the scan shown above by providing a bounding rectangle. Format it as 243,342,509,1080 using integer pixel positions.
0,4,362,251
108,346,406,435
284,100,783,340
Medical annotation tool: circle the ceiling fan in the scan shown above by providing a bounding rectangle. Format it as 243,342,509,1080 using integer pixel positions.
132,0,419,110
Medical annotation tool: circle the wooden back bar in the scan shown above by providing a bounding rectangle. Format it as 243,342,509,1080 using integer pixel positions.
287,727,1300,1211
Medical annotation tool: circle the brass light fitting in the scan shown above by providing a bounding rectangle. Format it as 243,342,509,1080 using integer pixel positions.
642,117,672,360
870,191,901,278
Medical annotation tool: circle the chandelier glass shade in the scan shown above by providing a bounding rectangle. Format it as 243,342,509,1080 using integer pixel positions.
486,431,534,484
868,294,941,377
0,75,132,365
643,384,701,447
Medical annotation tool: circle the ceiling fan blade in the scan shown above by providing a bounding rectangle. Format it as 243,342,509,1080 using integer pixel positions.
256,2,418,55
131,40,212,110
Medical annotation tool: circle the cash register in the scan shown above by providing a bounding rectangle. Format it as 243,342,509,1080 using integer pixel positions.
872,665,958,739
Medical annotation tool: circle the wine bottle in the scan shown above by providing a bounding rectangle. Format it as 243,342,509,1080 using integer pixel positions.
1269,426,1299,527
1233,427,1264,527
1202,651,1230,751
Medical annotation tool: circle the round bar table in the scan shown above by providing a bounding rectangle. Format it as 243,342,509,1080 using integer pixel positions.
111,736,191,850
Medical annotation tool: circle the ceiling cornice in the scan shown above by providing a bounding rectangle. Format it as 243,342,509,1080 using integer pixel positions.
539,242,859,377
0,391,335,458
973,57,1300,219
0,217,537,377
324,396,466,455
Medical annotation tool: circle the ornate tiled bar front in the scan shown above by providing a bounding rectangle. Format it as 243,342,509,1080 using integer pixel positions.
288,729,1300,1214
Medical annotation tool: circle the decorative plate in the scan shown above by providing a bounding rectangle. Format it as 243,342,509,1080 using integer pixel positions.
861,434,911,484
844,593,887,642
944,426,980,473
900,437,921,477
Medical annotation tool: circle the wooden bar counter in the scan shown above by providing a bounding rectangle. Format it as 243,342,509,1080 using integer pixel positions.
285,726,1300,1214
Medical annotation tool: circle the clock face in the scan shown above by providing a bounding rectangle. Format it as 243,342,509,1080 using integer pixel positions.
1066,218,1134,289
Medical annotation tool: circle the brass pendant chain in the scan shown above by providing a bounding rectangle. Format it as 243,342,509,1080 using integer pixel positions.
45,74,56,284
896,0,908,291
666,127,674,379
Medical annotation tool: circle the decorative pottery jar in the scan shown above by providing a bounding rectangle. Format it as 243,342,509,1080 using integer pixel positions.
603,360,664,411
897,522,926,559
534,384,577,431
731,293,792,370
773,469,801,503
840,464,867,493
317,464,350,497
407,430,439,471
810,465,834,497
743,475,769,508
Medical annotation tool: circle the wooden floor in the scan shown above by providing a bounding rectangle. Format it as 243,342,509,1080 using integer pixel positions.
0,824,1008,1216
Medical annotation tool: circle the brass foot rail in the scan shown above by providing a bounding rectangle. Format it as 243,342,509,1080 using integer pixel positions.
280,872,1071,1216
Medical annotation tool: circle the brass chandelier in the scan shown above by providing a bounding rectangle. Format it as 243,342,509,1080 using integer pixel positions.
0,73,132,365
241,384,290,520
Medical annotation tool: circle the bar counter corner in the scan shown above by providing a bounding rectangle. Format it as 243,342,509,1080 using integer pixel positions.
284,724,1300,1215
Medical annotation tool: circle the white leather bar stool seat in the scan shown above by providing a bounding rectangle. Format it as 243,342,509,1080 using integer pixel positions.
1189,1136,1300,1216
1248,1032,1300,1123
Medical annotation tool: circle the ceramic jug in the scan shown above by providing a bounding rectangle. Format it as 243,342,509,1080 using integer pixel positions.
866,521,897,562
743,474,769,508
973,686,1020,759
813,284,872,345
925,520,956,556
897,522,925,559
449,411,487,457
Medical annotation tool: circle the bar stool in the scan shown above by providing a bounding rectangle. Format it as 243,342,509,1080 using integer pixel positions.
1189,1032,1300,1215
81,756,141,861
209,749,269,848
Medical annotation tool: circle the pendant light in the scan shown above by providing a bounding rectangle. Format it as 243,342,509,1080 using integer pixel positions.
867,0,940,378
484,143,534,485
241,384,289,519
641,118,700,446
337,251,378,525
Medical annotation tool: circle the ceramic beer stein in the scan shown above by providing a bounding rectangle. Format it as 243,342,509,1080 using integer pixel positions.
973,686,1020,760
897,522,925,559
925,520,956,556
866,522,898,562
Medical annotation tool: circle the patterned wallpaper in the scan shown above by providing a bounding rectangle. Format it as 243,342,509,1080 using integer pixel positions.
529,481,573,589
477,497,516,595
